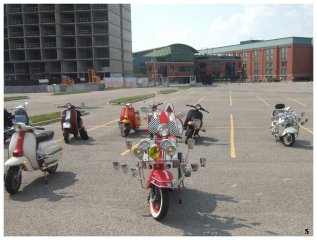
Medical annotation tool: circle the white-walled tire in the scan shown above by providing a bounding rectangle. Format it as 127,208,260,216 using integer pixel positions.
282,133,295,147
149,187,169,221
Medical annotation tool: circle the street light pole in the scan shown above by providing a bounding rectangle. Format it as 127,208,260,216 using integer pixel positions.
153,50,156,87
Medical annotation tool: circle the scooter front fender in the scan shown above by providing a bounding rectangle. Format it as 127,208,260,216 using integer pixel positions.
282,127,298,137
4,156,33,171
147,169,174,188
63,122,71,129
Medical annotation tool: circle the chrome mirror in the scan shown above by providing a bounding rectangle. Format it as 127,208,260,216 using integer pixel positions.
112,161,120,170
176,112,184,118
126,140,132,150
121,163,129,173
130,167,137,177
200,158,207,167
191,163,199,171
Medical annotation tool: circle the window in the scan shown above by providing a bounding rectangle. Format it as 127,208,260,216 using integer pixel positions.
170,66,174,71
212,63,220,70
200,63,206,68
281,54,288,60
281,61,287,67
270,48,274,54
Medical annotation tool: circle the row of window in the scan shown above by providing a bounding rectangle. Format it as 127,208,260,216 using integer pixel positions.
255,68,287,75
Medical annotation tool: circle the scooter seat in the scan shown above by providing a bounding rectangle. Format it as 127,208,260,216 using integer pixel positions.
35,130,54,144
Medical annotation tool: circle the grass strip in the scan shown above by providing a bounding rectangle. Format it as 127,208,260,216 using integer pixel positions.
4,96,29,102
158,89,178,94
109,93,155,104
29,109,87,124
178,86,191,90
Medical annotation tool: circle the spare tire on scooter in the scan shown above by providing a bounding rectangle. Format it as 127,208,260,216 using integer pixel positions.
79,127,89,140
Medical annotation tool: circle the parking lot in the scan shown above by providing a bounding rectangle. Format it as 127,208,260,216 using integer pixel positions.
3,82,313,236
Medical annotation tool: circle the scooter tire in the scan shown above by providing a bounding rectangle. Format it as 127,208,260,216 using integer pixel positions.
63,129,70,144
185,128,194,144
123,124,131,137
282,133,295,147
5,166,22,194
79,127,89,140
150,187,169,221
47,164,58,174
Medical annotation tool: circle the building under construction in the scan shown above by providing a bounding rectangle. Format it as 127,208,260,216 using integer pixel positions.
4,4,133,86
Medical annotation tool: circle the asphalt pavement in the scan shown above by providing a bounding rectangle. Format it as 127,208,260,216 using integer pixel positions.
3,82,313,236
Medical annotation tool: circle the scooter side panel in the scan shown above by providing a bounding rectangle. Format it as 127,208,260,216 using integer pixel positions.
38,140,62,164
23,133,38,169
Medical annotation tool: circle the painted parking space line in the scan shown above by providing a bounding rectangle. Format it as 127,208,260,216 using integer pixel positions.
300,124,313,134
198,96,206,103
229,96,233,106
56,119,118,142
256,96,270,107
120,143,139,156
283,96,307,107
230,114,236,159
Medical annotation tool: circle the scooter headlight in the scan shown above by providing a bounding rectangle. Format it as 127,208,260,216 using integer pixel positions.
165,145,176,156
138,139,151,151
133,147,144,159
148,145,160,159
158,124,170,137
161,139,176,156
13,123,22,132
66,103,72,109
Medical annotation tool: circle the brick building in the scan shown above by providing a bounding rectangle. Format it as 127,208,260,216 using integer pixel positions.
133,44,198,84
198,37,313,82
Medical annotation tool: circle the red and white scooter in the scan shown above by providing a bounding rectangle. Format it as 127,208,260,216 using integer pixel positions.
115,103,206,220
4,122,62,194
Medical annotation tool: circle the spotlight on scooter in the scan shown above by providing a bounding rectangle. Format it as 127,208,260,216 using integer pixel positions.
121,163,129,173
184,166,192,177
130,167,137,177
112,161,120,170
191,163,199,171
200,157,207,167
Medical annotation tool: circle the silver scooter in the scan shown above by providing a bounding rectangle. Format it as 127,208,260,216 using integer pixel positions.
270,104,308,147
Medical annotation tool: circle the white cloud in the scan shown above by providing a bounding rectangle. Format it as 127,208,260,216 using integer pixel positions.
207,4,313,47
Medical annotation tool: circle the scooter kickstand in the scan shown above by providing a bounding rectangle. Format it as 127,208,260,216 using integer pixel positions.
44,171,48,184
178,186,182,204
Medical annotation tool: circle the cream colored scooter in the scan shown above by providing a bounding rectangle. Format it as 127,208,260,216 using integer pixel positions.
4,122,62,194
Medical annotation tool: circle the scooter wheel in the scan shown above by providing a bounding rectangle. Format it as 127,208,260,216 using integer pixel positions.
282,133,295,147
63,129,70,143
5,166,22,194
79,127,89,140
149,187,169,221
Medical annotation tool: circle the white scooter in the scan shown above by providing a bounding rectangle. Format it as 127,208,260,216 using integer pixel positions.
4,122,62,194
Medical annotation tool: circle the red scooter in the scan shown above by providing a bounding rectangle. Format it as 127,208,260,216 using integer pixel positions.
118,103,141,137
115,103,206,220
58,103,88,143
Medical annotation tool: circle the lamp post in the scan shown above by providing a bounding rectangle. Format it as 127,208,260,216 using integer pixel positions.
153,50,156,87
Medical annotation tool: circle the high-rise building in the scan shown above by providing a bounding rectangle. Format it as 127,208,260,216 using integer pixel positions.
4,4,132,86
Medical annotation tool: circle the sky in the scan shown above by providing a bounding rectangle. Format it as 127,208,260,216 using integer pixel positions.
131,3,313,52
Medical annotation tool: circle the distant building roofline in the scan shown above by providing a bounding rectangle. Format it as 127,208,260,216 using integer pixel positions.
198,36,313,55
